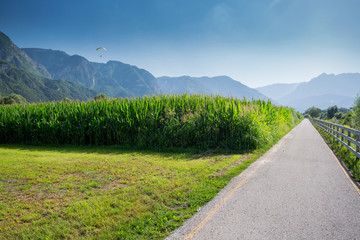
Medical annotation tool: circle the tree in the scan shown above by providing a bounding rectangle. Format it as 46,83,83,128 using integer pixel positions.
326,105,338,119
305,106,321,118
61,97,72,103
94,93,107,101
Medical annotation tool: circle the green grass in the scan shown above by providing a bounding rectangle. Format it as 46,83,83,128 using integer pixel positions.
0,145,261,239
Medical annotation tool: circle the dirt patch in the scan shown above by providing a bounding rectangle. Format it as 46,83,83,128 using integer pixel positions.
191,154,212,159
103,180,129,190
211,155,252,178
191,147,224,159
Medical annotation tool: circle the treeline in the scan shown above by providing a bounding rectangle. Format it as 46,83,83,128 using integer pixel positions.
304,96,360,130
0,94,302,151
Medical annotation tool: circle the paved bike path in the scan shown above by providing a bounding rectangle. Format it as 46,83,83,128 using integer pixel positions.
167,119,360,240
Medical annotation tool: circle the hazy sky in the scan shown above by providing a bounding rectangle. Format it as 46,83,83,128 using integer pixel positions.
1,0,359,87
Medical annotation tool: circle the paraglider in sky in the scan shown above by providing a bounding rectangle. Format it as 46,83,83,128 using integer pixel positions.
96,47,107,57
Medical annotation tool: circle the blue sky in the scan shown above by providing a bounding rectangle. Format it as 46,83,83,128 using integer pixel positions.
1,0,359,87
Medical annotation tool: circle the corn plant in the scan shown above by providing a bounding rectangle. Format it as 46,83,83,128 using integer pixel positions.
0,94,302,151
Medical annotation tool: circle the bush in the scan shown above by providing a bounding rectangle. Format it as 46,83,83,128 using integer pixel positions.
0,94,27,105
342,111,354,128
94,93,107,101
61,97,72,103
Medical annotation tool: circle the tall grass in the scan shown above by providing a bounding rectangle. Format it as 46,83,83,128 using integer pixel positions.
0,94,301,151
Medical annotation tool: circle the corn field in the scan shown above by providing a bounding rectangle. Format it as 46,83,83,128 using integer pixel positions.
0,94,302,151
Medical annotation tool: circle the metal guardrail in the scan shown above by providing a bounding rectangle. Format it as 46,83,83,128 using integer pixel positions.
310,118,360,160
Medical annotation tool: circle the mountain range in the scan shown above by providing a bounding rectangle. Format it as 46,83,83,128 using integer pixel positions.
157,76,269,100
23,48,160,98
256,73,360,112
256,83,302,101
0,32,96,102
23,49,268,100
1,31,359,111
0,31,268,102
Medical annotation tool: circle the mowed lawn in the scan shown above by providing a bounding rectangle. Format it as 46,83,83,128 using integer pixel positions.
0,145,260,239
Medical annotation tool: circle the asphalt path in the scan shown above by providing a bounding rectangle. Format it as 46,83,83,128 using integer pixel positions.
167,119,360,240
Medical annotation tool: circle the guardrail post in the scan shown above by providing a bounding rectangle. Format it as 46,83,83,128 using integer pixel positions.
341,128,344,142
336,126,339,138
347,130,351,146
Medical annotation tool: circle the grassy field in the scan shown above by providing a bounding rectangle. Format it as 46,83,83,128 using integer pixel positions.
0,145,261,239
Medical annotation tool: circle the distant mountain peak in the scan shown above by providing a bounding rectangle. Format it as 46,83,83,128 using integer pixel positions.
157,76,269,101
23,48,160,98
0,31,49,77
256,82,302,101
277,73,360,111
0,32,96,102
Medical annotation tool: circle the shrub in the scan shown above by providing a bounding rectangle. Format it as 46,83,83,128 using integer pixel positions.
0,94,27,105
94,93,107,101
